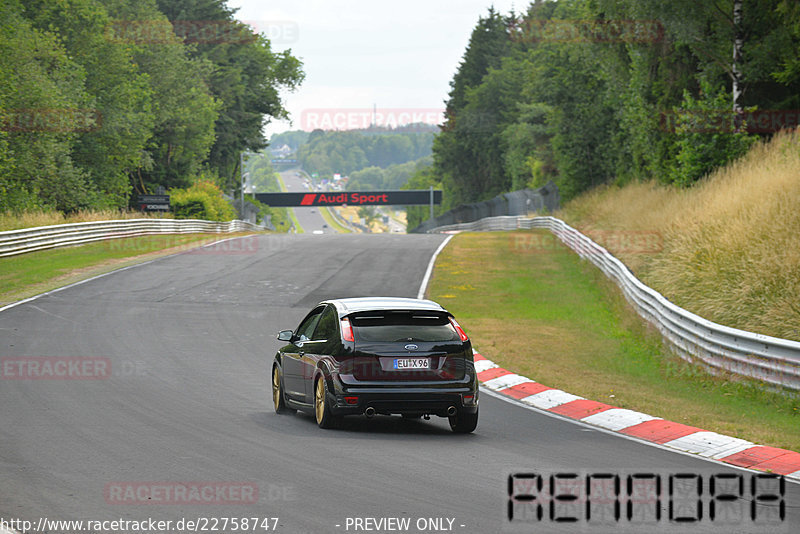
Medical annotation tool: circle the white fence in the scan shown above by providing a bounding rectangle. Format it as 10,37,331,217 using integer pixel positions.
429,215,800,391
0,219,261,258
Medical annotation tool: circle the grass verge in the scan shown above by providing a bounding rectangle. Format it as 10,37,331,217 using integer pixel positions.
428,230,800,451
286,208,304,234
559,130,800,341
0,233,254,306
0,209,168,232
320,207,351,233
274,172,304,234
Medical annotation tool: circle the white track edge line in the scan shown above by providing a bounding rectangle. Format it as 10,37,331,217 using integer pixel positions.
0,234,252,530
0,235,247,315
479,386,800,485
417,234,455,300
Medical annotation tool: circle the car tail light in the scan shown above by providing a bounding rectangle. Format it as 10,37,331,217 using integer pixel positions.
462,393,476,405
449,317,469,342
344,396,359,405
341,317,354,342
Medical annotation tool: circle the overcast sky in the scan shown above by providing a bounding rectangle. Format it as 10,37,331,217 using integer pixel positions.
226,0,522,137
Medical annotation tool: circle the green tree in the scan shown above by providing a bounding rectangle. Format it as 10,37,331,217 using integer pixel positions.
156,0,304,192
269,130,309,151
169,179,235,221
667,82,757,186
244,151,277,192
348,167,383,191
501,102,554,190
403,162,448,231
24,0,155,208
434,8,512,208
101,0,221,195
296,130,434,179
0,0,95,212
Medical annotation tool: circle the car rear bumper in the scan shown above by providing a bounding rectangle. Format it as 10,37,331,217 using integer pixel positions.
330,379,479,417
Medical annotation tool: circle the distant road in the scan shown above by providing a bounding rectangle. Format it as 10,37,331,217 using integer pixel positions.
279,170,336,234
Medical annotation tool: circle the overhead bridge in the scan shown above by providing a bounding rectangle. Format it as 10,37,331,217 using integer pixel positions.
254,190,442,207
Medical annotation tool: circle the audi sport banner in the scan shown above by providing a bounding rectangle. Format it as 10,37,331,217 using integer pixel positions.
254,190,442,207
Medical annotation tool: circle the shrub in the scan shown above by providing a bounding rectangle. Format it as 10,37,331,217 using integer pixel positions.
666,82,758,187
169,181,235,221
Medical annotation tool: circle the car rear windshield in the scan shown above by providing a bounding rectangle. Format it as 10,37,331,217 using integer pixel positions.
350,311,459,343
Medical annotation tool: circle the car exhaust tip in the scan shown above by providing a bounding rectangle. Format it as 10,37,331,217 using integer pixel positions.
447,406,457,417
364,407,376,418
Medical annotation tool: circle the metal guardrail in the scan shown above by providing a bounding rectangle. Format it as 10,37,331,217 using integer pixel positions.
326,206,369,233
0,219,262,258
409,181,560,233
428,215,800,391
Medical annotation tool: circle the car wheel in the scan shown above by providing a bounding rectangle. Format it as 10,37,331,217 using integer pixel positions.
449,407,478,434
314,376,340,429
272,365,294,415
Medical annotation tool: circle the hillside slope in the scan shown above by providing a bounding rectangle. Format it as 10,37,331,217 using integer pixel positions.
560,130,800,341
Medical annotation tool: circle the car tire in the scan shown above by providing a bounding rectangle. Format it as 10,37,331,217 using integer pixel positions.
272,365,295,415
314,376,340,429
449,407,478,434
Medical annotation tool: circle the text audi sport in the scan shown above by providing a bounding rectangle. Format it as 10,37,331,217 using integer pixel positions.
300,192,390,205
271,297,479,432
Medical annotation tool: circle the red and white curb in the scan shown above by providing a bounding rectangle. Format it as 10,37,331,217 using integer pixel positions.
474,351,800,481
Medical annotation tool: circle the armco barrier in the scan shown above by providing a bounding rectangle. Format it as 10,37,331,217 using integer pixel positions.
0,219,261,258
428,215,800,392
409,181,560,233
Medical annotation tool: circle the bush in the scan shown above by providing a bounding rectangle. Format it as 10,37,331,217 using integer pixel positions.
666,82,758,187
243,196,291,231
169,181,235,221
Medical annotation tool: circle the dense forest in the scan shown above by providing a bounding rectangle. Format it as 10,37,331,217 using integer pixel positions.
269,130,309,152
293,127,436,180
346,156,433,191
6,0,798,223
0,0,303,213
413,0,800,213
249,127,436,193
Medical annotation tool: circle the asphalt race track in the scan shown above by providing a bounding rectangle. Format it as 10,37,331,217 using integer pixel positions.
1,233,798,534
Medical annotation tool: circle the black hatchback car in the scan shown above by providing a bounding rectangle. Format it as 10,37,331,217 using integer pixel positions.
272,297,479,433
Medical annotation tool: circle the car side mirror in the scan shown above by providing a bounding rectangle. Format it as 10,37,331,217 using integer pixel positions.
277,330,294,342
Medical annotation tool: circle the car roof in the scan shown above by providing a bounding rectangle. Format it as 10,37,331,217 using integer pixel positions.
322,297,449,317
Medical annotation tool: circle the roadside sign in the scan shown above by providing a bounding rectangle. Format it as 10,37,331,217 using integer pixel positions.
254,190,442,207
137,194,170,212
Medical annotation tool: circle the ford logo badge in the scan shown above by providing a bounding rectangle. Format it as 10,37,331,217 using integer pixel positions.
404,343,419,351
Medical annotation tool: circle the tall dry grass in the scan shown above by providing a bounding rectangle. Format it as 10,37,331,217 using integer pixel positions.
0,209,169,232
560,129,800,341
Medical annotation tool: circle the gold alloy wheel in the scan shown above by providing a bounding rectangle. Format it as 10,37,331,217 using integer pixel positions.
272,367,281,410
315,378,325,424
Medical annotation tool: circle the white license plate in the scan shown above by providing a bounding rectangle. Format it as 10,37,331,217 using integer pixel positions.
394,358,429,370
